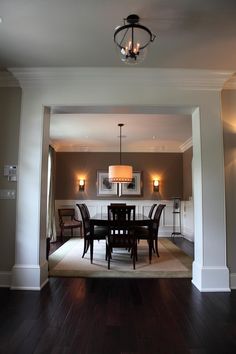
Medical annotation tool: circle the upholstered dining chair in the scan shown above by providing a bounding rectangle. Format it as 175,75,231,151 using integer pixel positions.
58,208,82,241
136,204,166,259
135,202,156,244
76,203,107,261
148,203,157,219
106,205,137,270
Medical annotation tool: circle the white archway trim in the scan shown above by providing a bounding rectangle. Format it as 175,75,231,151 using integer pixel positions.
9,67,232,291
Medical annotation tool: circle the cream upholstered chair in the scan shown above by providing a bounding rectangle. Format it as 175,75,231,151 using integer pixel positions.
58,208,82,241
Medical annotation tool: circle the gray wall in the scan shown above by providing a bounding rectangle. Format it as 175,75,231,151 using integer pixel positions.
0,87,21,271
222,89,236,275
55,152,183,200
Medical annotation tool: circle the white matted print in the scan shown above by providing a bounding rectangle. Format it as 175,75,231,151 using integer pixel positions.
121,172,142,196
97,171,118,196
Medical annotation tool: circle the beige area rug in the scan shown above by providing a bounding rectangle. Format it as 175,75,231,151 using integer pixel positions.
49,238,192,278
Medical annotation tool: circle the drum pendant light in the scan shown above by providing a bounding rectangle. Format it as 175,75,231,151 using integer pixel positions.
108,123,133,183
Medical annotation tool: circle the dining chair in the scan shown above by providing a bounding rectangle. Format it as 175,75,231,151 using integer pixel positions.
148,203,157,219
152,204,166,256
58,208,82,241
106,205,137,269
135,203,156,244
76,203,107,261
136,204,166,259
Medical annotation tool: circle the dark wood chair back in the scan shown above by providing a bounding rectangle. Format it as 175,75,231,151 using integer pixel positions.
148,203,157,219
77,203,107,260
106,205,137,269
110,203,127,206
77,204,90,236
108,204,135,222
152,204,166,256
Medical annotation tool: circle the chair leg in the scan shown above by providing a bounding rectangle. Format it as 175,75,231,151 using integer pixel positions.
82,238,89,258
133,245,136,270
155,237,160,257
108,247,111,269
90,240,94,264
60,227,64,242
149,240,153,264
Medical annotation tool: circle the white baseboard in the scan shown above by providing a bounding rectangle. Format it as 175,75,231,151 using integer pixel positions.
11,262,49,291
230,273,236,289
182,226,194,241
0,271,11,288
192,261,230,292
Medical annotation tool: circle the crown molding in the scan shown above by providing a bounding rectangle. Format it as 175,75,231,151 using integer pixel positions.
180,138,193,152
0,70,20,87
52,143,184,153
9,67,234,91
223,73,236,89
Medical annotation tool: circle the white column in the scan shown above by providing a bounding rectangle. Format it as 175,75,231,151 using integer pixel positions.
11,93,48,290
192,103,230,291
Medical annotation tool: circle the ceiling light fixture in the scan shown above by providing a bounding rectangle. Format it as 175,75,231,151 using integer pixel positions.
114,14,156,65
108,123,133,183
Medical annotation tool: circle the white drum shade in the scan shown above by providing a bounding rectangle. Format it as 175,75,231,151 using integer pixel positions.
108,165,133,183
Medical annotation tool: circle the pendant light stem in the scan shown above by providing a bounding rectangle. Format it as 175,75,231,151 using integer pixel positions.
118,123,124,165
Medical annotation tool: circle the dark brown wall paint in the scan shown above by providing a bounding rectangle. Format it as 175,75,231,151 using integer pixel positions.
55,152,183,200
183,147,193,200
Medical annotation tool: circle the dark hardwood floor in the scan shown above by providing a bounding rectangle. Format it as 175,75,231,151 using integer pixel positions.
4,238,231,353
0,277,235,354
169,236,194,258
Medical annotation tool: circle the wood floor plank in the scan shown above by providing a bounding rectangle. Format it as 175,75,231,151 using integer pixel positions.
0,277,236,354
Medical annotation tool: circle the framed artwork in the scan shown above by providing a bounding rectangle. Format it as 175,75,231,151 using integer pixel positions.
121,171,142,196
97,171,118,196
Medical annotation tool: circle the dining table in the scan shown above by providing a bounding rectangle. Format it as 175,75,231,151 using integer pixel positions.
89,212,154,264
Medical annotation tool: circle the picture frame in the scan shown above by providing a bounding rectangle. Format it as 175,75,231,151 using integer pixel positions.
97,171,118,196
121,171,142,196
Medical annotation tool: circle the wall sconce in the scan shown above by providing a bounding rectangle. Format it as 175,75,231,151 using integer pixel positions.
79,179,85,192
153,179,159,192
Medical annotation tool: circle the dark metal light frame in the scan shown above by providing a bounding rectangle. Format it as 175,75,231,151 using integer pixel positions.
114,14,156,62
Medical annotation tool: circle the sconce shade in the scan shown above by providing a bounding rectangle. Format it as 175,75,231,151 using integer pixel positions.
109,165,133,183
79,179,85,191
153,179,159,192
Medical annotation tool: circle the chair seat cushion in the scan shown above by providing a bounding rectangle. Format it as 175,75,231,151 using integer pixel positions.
63,220,81,228
85,226,108,240
135,226,152,238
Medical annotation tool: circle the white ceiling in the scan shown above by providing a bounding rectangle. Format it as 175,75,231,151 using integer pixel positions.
50,113,192,152
2,0,233,151
1,0,236,69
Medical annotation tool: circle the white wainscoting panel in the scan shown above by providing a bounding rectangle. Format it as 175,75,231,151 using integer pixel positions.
182,199,194,241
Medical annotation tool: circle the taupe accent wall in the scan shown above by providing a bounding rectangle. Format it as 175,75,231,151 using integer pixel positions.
183,147,193,200
55,152,183,200
222,89,236,277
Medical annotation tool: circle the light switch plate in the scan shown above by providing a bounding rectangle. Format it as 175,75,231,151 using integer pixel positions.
0,189,16,199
